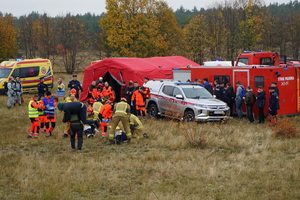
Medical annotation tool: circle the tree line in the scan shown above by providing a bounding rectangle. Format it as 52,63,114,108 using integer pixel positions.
1,0,300,73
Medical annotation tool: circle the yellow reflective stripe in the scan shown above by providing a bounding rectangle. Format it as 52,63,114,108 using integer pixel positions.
135,124,143,129
115,110,126,114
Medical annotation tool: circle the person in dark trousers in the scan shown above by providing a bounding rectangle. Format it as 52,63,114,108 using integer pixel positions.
68,75,83,99
214,82,229,104
120,81,127,99
267,86,279,123
244,86,256,123
57,102,98,126
225,83,235,116
37,77,48,99
256,86,266,123
68,114,84,150
125,81,137,115
235,81,245,119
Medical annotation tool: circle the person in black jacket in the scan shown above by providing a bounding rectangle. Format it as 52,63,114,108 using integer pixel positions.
225,83,235,116
256,86,266,123
214,82,229,104
267,87,279,123
37,77,48,98
244,86,256,123
57,102,98,126
68,75,83,99
125,81,136,115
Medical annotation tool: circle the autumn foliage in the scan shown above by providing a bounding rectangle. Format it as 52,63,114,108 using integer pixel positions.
268,116,297,138
0,13,17,61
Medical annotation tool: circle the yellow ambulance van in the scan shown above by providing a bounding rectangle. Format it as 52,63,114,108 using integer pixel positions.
0,59,54,95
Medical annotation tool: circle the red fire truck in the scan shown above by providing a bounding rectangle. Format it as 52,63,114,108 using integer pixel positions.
173,51,300,116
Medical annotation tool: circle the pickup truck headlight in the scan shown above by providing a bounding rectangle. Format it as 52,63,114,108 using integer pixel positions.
196,104,209,109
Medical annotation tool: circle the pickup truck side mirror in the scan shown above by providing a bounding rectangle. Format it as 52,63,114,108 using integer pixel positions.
175,94,183,99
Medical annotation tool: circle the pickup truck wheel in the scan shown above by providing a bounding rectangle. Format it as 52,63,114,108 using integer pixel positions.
184,110,195,122
148,103,158,119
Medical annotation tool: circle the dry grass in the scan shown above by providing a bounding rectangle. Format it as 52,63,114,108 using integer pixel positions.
0,76,300,199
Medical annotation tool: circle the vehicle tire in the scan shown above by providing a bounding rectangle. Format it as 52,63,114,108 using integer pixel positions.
184,110,195,122
148,103,158,119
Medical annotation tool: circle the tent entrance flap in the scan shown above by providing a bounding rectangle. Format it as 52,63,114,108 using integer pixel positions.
103,72,122,102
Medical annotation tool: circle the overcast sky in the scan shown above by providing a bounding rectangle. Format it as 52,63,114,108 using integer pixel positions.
0,0,292,17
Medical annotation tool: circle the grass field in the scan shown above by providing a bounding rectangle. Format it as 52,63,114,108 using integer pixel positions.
0,75,299,200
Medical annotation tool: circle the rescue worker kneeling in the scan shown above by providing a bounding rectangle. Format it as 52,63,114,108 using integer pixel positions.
28,95,41,138
108,98,132,144
129,114,149,139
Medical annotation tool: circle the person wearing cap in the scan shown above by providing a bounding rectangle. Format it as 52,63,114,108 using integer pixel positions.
6,76,17,108
40,91,57,136
186,79,191,83
99,100,113,137
271,82,279,96
256,86,266,123
68,75,83,99
37,77,48,98
214,81,229,104
267,86,279,122
96,76,104,91
143,77,149,86
107,98,132,144
14,75,23,106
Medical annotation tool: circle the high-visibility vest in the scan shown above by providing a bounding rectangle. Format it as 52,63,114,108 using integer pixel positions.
28,100,39,118
42,97,55,116
114,102,129,114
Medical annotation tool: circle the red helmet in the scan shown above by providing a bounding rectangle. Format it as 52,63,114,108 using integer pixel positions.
121,97,127,102
87,107,93,112
70,89,77,95
57,78,62,82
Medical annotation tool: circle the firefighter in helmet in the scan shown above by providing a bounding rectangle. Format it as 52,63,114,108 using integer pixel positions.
108,98,131,144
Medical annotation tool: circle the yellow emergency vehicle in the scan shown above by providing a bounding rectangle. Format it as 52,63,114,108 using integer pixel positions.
0,59,54,94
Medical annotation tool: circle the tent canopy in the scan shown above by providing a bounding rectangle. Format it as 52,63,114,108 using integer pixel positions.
80,56,199,101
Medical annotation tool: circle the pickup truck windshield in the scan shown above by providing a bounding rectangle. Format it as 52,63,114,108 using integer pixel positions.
0,68,12,78
182,87,213,99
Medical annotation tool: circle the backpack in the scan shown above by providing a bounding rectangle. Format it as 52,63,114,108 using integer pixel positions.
239,87,246,98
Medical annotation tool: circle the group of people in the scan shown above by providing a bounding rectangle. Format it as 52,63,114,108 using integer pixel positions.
27,75,148,150
6,75,23,108
197,77,279,124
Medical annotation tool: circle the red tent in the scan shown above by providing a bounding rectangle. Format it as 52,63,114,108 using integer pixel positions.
80,56,199,102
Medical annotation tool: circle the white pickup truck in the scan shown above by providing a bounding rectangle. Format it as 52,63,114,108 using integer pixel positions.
144,80,229,122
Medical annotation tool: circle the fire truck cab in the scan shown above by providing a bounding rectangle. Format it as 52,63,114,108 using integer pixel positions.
235,51,280,66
